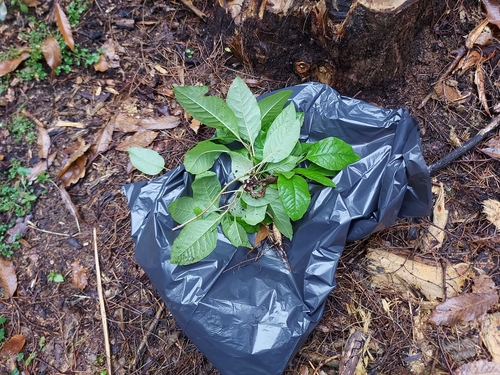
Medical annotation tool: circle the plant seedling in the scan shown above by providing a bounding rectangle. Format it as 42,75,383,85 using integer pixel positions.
47,271,64,283
166,77,360,265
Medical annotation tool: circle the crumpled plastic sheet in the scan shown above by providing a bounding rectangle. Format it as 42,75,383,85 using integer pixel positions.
123,82,432,375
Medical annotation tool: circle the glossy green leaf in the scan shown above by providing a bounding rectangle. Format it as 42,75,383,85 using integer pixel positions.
293,167,336,187
266,155,301,173
192,171,221,210
241,187,279,207
268,199,293,239
243,204,268,226
258,90,292,129
263,104,301,163
170,214,221,265
183,140,230,174
221,215,252,248
306,137,361,170
228,151,254,180
173,85,240,139
226,76,261,148
128,147,165,175
277,174,310,221
168,196,197,224
308,163,338,177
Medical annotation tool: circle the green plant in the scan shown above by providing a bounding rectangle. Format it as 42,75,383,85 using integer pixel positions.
67,0,88,27
7,114,36,143
47,271,64,283
161,77,360,265
0,315,6,343
10,0,28,13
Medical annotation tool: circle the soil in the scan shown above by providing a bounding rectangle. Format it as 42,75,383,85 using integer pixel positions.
1,0,500,374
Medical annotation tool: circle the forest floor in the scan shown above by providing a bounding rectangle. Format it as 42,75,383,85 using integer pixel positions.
1,0,500,374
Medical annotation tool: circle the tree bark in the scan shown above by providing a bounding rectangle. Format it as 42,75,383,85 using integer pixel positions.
211,0,445,94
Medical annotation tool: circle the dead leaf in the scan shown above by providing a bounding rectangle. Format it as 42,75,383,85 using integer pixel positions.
454,359,500,375
91,121,115,156
254,224,269,248
482,136,500,159
58,154,87,187
466,18,489,48
0,334,25,357
422,183,449,252
94,54,109,72
0,258,17,298
41,36,62,72
429,293,498,326
55,3,74,51
190,118,201,134
455,50,482,74
70,259,88,290
433,81,470,104
27,151,56,181
475,63,492,116
37,123,50,159
58,184,82,224
21,0,40,5
100,39,122,69
483,199,500,230
481,313,500,363
475,26,493,46
58,137,90,187
0,48,30,77
365,248,470,301
483,0,500,27
115,129,158,151
449,126,462,147
474,274,497,294
6,215,31,243
138,116,180,130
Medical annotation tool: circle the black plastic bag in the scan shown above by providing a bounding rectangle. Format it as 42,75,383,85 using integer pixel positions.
123,83,432,375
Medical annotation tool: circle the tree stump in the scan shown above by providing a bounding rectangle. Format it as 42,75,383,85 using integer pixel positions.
210,0,445,94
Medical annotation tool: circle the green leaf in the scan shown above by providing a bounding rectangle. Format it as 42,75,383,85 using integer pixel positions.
241,187,279,207
168,197,197,224
293,167,336,187
226,76,261,148
228,151,254,180
170,214,221,265
280,171,295,179
266,155,301,173
263,104,301,163
306,137,361,170
173,85,240,139
258,90,292,129
268,199,293,239
192,171,221,210
308,163,338,177
236,217,260,233
128,147,165,175
184,140,230,174
243,204,268,226
277,174,310,221
253,131,265,161
221,215,252,248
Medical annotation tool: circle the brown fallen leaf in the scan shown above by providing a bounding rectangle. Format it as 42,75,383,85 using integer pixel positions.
91,121,115,156
58,184,82,227
27,151,56,181
22,0,40,5
115,129,158,151
41,36,62,72
483,199,500,230
475,63,492,116
190,118,201,134
55,3,74,51
482,136,500,160
481,313,500,363
454,359,500,375
455,50,482,74
422,183,449,252
58,137,90,187
466,18,489,49
36,122,50,159
254,224,269,248
0,334,25,357
433,80,470,105
429,293,498,326
474,274,497,294
70,259,88,290
6,215,31,244
0,258,17,298
138,116,180,130
0,48,30,77
483,0,500,27
94,54,109,72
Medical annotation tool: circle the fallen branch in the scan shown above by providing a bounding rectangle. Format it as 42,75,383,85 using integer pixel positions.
428,114,500,176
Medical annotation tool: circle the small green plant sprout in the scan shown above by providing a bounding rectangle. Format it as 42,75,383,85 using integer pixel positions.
47,271,64,283
165,77,360,265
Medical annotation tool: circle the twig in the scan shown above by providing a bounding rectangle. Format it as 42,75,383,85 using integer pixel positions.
428,114,500,176
133,303,165,367
27,221,73,237
179,0,207,20
93,228,112,375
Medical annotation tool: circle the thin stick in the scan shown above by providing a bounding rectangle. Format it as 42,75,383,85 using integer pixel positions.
428,114,500,176
133,303,165,367
93,228,112,375
179,0,207,20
